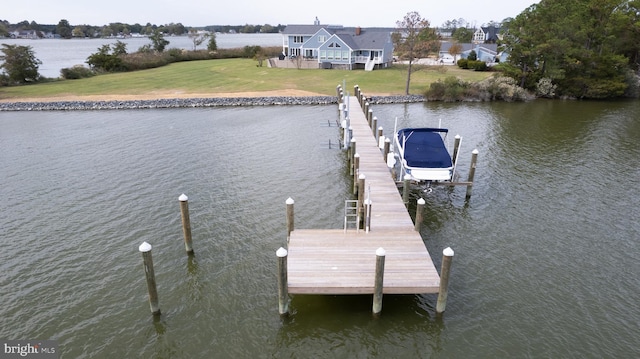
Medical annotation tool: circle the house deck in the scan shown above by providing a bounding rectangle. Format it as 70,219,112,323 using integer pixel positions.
286,93,441,295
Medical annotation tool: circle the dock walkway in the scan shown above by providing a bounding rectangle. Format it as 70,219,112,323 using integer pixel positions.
285,92,441,295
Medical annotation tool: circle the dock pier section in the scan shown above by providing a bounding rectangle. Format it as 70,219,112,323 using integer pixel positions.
277,85,458,316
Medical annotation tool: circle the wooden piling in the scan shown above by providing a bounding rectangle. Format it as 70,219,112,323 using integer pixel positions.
415,198,425,232
286,197,294,240
383,138,391,161
402,174,412,204
350,138,357,175
276,247,289,315
178,194,194,254
139,241,160,315
367,109,373,127
372,247,386,315
378,128,384,149
353,153,360,194
466,149,479,199
436,247,454,313
357,174,366,227
452,135,461,166
372,117,378,138
364,199,372,232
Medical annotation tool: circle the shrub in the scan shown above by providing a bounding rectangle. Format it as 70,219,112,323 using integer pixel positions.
60,65,95,79
472,61,488,71
119,52,172,71
457,59,468,69
425,75,533,102
86,44,125,72
475,76,533,101
535,78,557,98
425,76,470,102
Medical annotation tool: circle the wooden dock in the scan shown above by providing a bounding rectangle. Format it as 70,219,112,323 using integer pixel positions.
285,90,441,296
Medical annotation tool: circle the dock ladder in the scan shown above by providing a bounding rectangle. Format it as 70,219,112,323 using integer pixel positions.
344,200,360,231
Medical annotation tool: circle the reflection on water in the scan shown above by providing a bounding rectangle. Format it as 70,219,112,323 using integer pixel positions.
1,100,638,357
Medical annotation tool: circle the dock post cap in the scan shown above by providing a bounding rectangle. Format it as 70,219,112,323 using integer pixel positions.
276,247,288,257
364,199,372,205
139,241,152,252
443,247,454,257
354,153,360,158
472,149,479,154
384,137,391,143
455,134,461,139
358,173,366,179
286,197,294,204
417,198,426,205
378,126,383,130
376,247,386,256
404,174,412,180
178,194,188,202
351,137,356,142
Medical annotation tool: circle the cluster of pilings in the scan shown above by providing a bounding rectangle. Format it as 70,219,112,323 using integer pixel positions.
137,194,195,316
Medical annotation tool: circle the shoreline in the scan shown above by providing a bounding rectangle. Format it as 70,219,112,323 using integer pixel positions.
0,94,425,111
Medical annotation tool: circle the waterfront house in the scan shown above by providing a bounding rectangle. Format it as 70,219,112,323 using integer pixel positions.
439,42,502,63
281,18,394,70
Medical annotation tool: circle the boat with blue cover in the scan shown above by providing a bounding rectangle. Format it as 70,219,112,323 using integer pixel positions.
394,127,454,182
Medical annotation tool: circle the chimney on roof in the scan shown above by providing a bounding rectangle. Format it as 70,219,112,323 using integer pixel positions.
314,17,320,25
356,27,361,36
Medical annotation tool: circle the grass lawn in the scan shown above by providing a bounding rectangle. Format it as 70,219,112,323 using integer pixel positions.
0,58,493,100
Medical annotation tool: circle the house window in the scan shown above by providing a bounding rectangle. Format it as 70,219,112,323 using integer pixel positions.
293,36,304,43
318,35,326,43
327,50,334,59
320,50,326,59
342,51,349,60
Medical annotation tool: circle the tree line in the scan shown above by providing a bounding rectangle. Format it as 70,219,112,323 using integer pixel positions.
500,0,640,99
0,19,285,38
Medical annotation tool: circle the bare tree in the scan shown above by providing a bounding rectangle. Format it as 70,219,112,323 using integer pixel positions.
448,42,463,63
188,29,210,51
393,11,439,95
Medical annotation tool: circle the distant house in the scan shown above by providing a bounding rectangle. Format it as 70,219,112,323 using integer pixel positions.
440,42,501,63
281,18,394,70
10,30,39,39
472,26,502,44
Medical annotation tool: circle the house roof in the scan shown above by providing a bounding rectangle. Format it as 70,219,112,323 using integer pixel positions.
480,26,501,42
283,24,394,50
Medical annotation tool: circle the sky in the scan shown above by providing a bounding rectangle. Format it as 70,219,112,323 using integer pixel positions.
6,0,540,28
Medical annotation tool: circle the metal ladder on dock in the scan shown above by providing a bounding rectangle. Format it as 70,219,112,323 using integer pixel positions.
344,200,359,231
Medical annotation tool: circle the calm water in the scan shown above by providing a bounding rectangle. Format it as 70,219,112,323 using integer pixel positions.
2,33,282,78
1,99,639,358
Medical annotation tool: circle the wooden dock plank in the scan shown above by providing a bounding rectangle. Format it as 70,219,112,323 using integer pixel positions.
286,95,440,295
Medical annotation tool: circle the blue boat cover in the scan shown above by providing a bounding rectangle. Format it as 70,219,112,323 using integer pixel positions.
397,128,453,168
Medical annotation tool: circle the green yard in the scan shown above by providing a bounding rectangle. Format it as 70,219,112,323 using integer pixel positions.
0,58,493,100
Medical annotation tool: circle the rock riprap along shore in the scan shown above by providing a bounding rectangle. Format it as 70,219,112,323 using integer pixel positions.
0,95,425,111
